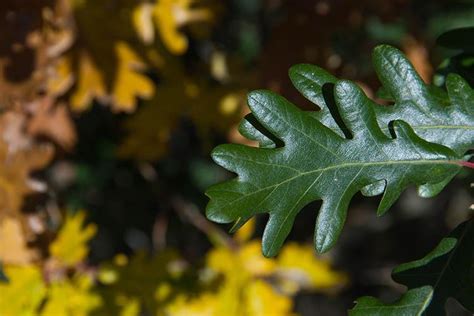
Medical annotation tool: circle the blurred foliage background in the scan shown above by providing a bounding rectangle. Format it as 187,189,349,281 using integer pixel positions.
0,0,473,315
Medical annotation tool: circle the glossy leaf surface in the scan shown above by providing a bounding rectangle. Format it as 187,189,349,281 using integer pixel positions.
241,45,474,198
206,77,462,256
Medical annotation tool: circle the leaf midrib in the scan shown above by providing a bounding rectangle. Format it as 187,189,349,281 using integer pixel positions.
382,125,474,132
210,156,459,206
355,288,433,316
249,94,342,162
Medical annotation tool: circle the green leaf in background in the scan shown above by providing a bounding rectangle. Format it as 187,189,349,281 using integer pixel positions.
206,77,462,256
350,286,433,316
351,218,474,316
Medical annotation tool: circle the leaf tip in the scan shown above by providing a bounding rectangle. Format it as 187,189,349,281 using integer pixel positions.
314,231,334,254
373,44,398,58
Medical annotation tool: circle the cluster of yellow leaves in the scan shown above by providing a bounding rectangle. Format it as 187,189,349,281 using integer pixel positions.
93,219,347,316
51,41,155,112
0,212,348,316
0,211,101,316
47,0,219,113
163,220,348,316
47,0,154,112
1,0,243,163
0,265,101,316
118,60,246,160
167,241,295,316
49,211,97,267
0,265,46,315
43,0,239,161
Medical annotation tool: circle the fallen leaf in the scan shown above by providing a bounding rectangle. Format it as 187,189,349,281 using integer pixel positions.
26,97,77,150
152,0,216,55
49,211,97,267
0,217,38,265
0,111,54,220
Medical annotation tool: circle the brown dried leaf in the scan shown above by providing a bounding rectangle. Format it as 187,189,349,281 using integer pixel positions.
26,97,77,150
0,111,54,220
0,0,72,107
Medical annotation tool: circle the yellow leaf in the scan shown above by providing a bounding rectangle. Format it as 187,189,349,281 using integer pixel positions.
133,3,155,44
47,57,74,98
57,42,155,113
153,0,215,55
277,243,348,293
165,294,217,316
165,262,294,316
207,241,276,278
49,211,97,267
41,274,102,316
70,52,108,111
0,265,46,316
240,242,277,277
244,280,294,316
49,0,155,112
234,218,256,243
196,241,288,316
112,42,155,112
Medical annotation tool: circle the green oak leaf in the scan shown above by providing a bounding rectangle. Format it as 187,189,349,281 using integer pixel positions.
243,46,474,155
241,45,474,198
205,78,462,256
372,45,474,156
351,218,474,316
